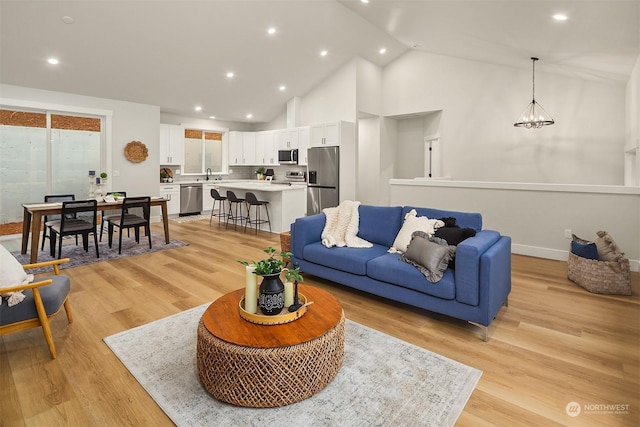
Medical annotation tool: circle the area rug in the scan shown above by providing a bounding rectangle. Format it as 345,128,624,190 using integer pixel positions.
11,232,187,272
104,304,482,427
170,214,211,223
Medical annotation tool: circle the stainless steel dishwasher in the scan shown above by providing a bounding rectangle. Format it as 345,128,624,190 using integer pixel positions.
180,183,203,216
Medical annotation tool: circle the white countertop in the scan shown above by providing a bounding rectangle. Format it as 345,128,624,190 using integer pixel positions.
216,181,305,192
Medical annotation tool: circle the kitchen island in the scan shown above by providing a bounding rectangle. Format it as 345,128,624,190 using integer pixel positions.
216,181,306,233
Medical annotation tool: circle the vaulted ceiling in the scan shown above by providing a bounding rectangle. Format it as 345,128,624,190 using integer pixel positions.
1,1,638,123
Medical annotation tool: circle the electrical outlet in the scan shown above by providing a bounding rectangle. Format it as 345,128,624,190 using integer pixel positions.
564,229,572,239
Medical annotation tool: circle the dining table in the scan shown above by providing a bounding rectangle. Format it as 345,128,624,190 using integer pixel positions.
21,197,170,263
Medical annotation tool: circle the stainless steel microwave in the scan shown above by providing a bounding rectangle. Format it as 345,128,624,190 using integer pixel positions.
278,149,298,164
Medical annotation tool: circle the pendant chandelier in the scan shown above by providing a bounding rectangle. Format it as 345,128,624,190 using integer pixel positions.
514,57,555,129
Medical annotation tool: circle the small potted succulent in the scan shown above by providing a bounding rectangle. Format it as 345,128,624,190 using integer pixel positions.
255,167,266,180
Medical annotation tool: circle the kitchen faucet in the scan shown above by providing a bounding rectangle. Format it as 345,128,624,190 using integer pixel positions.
206,168,212,181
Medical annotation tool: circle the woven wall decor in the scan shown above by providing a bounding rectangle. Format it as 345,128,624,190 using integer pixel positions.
124,140,148,163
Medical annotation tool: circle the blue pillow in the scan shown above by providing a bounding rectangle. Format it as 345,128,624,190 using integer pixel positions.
571,241,598,260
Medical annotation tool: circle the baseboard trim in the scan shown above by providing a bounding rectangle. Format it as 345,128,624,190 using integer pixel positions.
512,243,639,272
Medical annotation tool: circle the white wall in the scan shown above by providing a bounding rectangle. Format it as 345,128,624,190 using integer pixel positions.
383,51,627,185
1,84,160,200
625,56,640,187
300,59,357,126
390,180,640,271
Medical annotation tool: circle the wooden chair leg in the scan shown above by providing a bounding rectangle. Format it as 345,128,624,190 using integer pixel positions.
63,298,74,324
32,288,57,359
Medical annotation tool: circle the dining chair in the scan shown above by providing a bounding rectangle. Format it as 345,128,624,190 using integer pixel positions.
99,191,127,241
0,245,73,359
107,196,151,254
49,200,99,259
41,194,76,251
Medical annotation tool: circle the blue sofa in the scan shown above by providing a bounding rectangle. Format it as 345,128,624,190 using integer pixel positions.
290,205,511,340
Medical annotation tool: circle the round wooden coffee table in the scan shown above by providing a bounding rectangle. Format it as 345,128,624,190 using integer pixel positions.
196,285,344,408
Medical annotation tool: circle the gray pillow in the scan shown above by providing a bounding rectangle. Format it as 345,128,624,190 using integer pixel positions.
400,231,455,283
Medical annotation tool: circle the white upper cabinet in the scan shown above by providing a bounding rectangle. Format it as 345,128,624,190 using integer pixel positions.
298,126,310,165
229,131,244,165
277,128,299,149
159,124,184,165
242,132,256,165
310,122,341,147
256,130,277,165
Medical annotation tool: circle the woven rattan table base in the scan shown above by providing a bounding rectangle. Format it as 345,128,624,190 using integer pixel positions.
196,313,345,408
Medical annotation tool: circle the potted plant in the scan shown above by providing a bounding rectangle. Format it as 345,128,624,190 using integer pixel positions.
111,192,121,201
160,170,169,182
100,172,108,180
255,167,266,180
239,246,296,315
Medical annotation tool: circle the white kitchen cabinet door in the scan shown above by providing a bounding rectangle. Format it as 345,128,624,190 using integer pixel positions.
298,126,310,165
242,132,256,165
255,130,277,165
310,122,340,147
160,124,184,165
277,128,299,150
229,131,244,165
160,185,180,215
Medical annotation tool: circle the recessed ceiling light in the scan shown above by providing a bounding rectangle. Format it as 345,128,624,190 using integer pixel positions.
379,47,387,54
226,71,234,78
320,50,328,57
553,13,568,21
195,106,202,112
267,27,276,35
61,15,74,24
361,0,369,3
246,114,253,119
279,85,286,91
209,116,216,119
47,58,59,65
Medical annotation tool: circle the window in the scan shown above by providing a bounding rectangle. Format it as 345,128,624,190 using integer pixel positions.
183,128,224,174
0,108,104,224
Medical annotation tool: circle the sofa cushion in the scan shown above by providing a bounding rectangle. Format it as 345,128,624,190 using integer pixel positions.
367,253,456,300
403,206,482,232
357,205,403,247
401,232,455,283
595,231,624,262
303,242,390,276
391,209,444,253
570,240,598,260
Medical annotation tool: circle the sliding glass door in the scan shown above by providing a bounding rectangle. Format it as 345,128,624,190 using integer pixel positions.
0,108,104,225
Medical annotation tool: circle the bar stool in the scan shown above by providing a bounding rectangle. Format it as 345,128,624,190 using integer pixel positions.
244,192,271,234
226,191,245,230
209,189,227,226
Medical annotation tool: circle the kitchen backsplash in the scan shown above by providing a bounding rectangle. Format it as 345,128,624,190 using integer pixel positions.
159,165,306,183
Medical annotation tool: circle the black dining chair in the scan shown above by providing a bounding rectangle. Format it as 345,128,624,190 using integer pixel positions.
209,189,227,226
41,194,76,251
107,196,151,255
99,191,127,241
49,200,99,259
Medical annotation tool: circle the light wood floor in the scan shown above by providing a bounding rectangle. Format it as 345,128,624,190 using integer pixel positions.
1,219,638,426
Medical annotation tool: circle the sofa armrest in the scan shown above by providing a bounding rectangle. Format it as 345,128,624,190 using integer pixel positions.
291,214,326,259
455,230,501,306
478,236,512,325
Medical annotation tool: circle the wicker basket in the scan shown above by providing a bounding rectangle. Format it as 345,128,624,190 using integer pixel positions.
280,231,291,264
567,252,631,295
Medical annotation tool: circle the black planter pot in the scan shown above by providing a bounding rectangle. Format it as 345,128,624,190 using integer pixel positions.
258,273,285,315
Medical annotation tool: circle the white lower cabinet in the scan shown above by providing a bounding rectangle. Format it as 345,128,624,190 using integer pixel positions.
160,185,180,215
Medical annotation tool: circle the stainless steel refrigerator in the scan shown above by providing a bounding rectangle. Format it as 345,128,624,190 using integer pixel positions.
307,146,339,215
